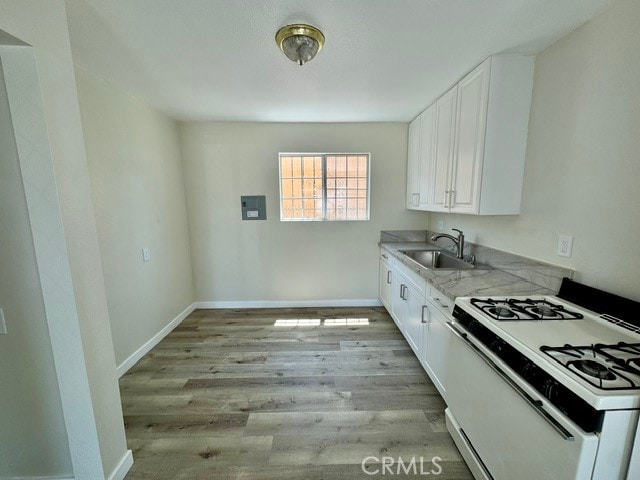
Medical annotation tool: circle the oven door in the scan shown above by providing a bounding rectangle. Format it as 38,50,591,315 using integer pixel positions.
446,322,599,480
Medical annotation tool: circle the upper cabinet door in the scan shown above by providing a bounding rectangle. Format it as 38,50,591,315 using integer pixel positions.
406,117,421,209
431,86,458,212
450,59,491,214
417,105,436,210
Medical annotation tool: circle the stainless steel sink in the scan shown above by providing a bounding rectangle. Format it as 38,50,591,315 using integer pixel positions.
399,250,478,270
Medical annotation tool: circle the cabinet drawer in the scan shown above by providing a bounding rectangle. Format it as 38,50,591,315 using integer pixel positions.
379,249,394,266
395,259,427,295
427,286,453,314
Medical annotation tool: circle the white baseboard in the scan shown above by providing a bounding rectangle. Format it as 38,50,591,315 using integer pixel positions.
194,299,383,309
116,303,196,377
107,450,133,480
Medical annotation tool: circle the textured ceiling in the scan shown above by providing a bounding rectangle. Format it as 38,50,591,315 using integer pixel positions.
65,0,613,122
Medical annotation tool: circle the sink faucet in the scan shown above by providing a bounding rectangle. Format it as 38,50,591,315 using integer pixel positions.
431,229,465,259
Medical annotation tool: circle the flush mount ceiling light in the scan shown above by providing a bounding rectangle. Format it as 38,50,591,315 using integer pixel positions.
275,24,325,66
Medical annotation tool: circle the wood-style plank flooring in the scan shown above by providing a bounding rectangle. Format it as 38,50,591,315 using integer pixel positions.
121,307,473,479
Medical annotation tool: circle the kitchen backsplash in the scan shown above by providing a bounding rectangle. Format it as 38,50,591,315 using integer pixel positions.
379,230,430,243
380,230,573,293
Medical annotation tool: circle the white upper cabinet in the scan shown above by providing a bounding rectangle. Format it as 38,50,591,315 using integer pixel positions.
416,104,436,210
405,55,534,215
450,60,491,213
406,105,436,210
406,116,421,209
431,87,457,212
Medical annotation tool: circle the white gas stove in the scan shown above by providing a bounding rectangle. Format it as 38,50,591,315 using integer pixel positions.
445,279,640,480
455,294,640,410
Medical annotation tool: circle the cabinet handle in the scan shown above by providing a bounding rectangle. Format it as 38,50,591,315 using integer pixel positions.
433,297,449,309
450,190,456,207
400,284,408,301
421,305,430,324
444,190,450,208
416,193,420,206
387,270,392,284
403,285,408,300
381,253,388,259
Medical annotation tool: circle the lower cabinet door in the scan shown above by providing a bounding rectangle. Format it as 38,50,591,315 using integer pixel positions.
403,284,426,357
379,258,393,310
391,271,406,329
423,303,450,398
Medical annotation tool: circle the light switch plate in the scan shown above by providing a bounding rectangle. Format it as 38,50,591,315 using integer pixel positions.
557,235,573,258
142,248,151,262
0,308,7,334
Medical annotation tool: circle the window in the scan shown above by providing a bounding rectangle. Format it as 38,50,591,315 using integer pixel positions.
279,153,370,221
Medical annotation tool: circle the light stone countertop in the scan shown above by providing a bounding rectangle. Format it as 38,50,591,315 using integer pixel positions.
380,242,554,301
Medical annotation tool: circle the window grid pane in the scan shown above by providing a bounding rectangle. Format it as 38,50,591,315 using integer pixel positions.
280,154,369,221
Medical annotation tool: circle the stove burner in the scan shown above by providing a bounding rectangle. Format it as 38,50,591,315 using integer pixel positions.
541,342,640,390
488,306,516,318
531,305,557,317
573,360,616,381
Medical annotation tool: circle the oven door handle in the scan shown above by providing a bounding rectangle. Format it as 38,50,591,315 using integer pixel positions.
446,322,576,442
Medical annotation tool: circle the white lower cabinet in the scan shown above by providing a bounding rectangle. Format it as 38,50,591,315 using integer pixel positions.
390,269,406,330
380,249,452,399
401,282,426,357
379,256,393,310
421,301,451,398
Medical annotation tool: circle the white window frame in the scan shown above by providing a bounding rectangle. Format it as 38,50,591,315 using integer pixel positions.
278,152,371,222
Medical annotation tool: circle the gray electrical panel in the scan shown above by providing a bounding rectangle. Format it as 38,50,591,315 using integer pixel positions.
241,195,267,220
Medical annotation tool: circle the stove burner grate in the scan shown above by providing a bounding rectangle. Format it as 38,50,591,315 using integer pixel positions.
571,359,616,381
470,298,584,321
531,305,558,317
541,342,640,390
487,306,516,318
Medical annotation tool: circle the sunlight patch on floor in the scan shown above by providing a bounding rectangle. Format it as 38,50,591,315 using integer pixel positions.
273,318,370,327
324,318,369,326
274,319,321,326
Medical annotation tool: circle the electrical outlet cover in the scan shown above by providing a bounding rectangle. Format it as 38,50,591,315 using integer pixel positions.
557,235,574,258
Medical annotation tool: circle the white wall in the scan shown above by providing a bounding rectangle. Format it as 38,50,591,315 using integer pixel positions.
0,53,72,479
0,1,129,477
76,66,195,367
180,122,427,303
429,0,640,302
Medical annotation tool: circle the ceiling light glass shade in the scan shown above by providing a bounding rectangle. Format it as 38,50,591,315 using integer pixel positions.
276,24,325,65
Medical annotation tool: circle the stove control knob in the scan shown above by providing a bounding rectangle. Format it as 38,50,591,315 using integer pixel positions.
489,338,506,356
521,361,534,379
543,379,559,401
